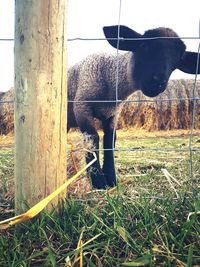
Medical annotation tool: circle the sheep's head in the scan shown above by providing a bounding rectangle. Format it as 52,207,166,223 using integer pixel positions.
103,25,200,97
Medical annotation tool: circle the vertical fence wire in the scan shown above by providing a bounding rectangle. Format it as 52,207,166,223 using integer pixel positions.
188,25,200,197
112,0,123,184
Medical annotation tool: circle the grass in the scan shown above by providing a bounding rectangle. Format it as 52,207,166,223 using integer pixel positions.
0,129,200,266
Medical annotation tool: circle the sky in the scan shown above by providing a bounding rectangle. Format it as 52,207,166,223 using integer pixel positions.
0,0,199,92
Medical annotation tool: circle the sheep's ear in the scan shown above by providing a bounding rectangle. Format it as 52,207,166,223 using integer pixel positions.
103,25,141,51
178,51,200,74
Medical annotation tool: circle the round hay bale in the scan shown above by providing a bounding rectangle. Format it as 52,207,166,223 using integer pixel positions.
1,80,200,134
118,79,200,131
0,88,14,135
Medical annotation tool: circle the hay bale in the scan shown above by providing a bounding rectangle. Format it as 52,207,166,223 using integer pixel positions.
0,88,14,135
118,79,200,131
0,80,200,134
67,132,94,197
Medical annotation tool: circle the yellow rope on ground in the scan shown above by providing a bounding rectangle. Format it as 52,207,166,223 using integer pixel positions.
0,151,97,229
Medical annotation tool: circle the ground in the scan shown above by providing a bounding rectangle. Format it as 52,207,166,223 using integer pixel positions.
0,129,200,266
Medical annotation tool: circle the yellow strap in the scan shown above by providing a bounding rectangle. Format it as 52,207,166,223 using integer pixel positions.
0,152,96,229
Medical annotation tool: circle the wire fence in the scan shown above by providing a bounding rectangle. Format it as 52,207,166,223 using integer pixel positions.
0,0,200,199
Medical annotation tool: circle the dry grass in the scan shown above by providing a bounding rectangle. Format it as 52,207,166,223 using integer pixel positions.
0,88,14,135
67,131,93,198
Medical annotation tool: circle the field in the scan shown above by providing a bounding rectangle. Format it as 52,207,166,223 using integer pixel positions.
0,129,200,266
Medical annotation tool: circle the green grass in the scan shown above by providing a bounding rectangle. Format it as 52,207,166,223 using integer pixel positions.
0,130,200,266
115,133,200,198
1,194,200,266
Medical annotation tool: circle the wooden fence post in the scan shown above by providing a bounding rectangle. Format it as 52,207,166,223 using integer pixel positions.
14,0,67,213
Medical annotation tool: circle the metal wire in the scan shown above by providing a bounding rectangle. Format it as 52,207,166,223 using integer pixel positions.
0,38,14,41
1,37,200,42
1,146,200,158
0,97,200,105
0,100,14,104
188,39,200,197
112,0,123,182
68,37,200,41
67,97,200,103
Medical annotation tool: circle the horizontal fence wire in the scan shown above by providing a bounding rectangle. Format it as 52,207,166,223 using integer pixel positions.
0,98,200,104
1,37,200,41
2,149,200,158
68,37,200,41
0,100,14,104
0,38,14,41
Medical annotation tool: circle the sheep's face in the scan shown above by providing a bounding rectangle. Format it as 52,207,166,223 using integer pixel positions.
103,25,200,97
132,29,186,97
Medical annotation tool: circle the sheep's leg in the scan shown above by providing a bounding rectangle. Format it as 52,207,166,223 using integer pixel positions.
85,134,107,189
102,117,117,187
84,132,107,189
74,107,107,189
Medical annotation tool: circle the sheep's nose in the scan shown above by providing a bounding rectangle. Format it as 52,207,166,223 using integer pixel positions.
152,73,166,83
152,73,167,90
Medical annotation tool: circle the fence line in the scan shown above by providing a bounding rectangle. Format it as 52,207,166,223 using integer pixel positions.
1,37,200,42
188,41,200,196
0,38,14,41
1,97,200,104
1,95,200,105
1,146,200,158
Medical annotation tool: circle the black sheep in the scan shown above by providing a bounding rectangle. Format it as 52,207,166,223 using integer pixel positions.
67,25,200,189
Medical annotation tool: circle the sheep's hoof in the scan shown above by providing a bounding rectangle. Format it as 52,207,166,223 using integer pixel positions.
90,173,108,189
91,177,116,189
104,172,117,188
